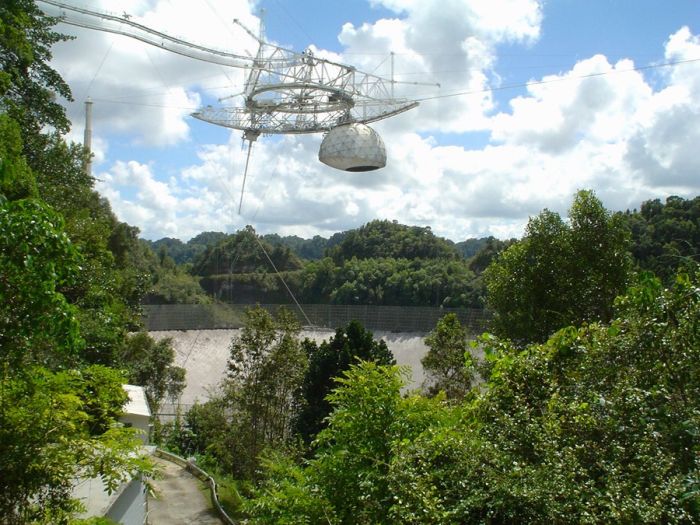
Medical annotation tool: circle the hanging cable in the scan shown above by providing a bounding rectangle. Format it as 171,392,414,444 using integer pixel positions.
239,137,255,214
82,39,114,100
254,235,314,328
413,56,700,103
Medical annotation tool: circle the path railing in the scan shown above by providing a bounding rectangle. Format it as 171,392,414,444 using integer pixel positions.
155,448,236,525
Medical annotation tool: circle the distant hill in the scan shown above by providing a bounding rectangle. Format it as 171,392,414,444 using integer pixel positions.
454,237,490,259
262,234,328,260
147,231,227,265
326,220,459,263
191,226,303,276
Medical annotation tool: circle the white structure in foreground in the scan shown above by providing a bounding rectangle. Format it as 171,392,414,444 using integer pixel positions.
73,384,152,524
121,384,152,445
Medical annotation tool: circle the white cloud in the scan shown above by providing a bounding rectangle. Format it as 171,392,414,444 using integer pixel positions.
46,2,700,243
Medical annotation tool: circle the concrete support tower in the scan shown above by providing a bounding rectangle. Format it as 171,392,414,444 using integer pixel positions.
84,97,93,177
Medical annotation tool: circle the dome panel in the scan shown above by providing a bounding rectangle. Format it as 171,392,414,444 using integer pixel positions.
318,123,387,171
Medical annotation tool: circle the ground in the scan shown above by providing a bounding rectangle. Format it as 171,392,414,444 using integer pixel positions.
148,457,222,524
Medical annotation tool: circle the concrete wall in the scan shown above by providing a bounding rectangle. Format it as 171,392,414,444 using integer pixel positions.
121,413,151,445
105,478,147,525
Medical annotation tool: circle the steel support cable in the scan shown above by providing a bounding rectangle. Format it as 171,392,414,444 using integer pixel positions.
216,153,315,328
413,56,700,103
253,234,315,328
180,329,201,367
238,137,257,214
82,39,114,100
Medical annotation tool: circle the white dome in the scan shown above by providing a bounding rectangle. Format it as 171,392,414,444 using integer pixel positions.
318,123,387,172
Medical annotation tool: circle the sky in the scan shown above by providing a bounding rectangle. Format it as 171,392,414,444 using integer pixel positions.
43,0,700,242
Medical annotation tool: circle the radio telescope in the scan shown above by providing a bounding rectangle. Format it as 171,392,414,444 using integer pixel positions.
38,1,430,208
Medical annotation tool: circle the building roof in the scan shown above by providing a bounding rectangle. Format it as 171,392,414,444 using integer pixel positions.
122,384,151,417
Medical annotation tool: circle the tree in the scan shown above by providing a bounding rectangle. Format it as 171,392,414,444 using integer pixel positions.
0,197,82,368
0,7,160,521
118,333,186,414
225,306,307,479
0,0,73,135
247,362,446,524
191,226,303,276
390,271,700,523
0,195,150,523
0,114,36,199
421,313,474,400
295,320,395,444
246,270,700,524
326,219,458,263
485,190,632,344
620,195,700,283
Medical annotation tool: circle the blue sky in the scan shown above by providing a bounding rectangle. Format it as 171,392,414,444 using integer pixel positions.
45,0,700,241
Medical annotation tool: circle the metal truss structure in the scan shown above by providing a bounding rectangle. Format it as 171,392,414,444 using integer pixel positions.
38,0,420,136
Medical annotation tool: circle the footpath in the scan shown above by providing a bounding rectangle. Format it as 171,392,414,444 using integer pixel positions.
148,456,222,524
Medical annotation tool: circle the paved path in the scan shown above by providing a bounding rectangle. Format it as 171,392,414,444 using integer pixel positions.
148,457,222,524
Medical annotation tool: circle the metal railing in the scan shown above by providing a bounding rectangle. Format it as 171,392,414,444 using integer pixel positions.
155,448,236,525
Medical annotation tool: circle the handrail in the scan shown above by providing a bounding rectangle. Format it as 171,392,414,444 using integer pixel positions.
155,448,236,525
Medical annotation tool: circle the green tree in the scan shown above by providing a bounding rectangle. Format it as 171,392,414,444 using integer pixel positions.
191,225,302,277
485,190,632,344
0,366,151,524
247,362,445,524
421,313,474,400
389,272,700,523
118,333,186,414
620,195,700,283
327,219,458,263
0,195,150,523
0,114,36,199
0,198,82,368
0,0,72,135
225,306,308,479
295,320,395,444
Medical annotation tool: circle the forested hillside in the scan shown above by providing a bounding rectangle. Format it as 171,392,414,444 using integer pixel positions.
157,192,699,524
176,220,489,307
0,3,185,520
621,195,700,283
145,195,700,310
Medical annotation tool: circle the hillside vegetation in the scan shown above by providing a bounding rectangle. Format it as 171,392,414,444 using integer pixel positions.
147,195,700,310
3,3,699,522
1,3,185,520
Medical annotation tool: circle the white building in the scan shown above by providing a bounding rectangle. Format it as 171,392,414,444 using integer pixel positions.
121,384,152,445
73,384,152,524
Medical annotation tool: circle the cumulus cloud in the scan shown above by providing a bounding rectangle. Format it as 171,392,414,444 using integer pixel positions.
332,0,542,134
46,1,700,242
48,0,256,147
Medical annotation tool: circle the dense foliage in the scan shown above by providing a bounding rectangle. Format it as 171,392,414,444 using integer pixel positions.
0,195,151,522
326,219,459,263
295,321,395,444
485,190,632,344
191,225,303,276
0,3,180,520
166,307,307,481
421,313,475,400
263,233,329,260
244,271,700,523
147,231,227,265
620,195,700,283
188,223,486,307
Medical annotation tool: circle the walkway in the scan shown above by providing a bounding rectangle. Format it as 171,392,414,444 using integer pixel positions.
148,457,222,524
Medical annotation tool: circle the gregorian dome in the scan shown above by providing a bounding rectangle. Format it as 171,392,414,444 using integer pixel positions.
318,123,387,172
